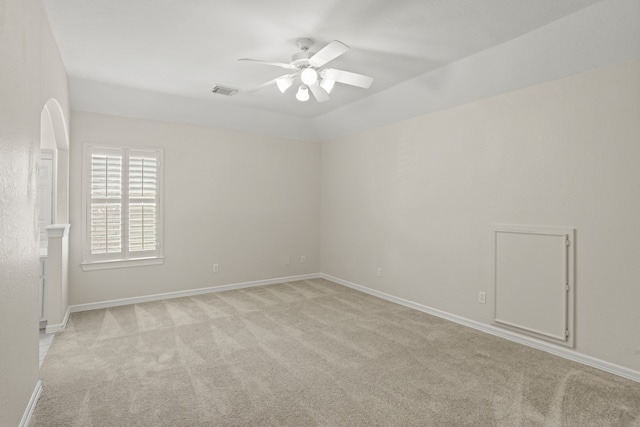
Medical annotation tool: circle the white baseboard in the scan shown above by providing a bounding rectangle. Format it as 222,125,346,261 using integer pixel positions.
69,273,322,313
321,273,640,383
20,379,42,427
45,306,70,334
62,271,639,383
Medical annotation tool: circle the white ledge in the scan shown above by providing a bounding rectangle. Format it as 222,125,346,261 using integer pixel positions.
81,256,165,271
46,223,70,238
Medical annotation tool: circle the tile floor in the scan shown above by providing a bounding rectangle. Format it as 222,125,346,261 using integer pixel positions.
39,330,55,368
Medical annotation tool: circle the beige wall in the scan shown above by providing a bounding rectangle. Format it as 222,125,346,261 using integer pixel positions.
69,111,321,305
321,59,640,372
1,4,638,424
0,0,70,425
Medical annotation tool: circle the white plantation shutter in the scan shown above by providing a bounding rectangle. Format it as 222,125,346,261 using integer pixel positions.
89,150,122,256
90,203,122,254
83,144,163,266
128,151,158,254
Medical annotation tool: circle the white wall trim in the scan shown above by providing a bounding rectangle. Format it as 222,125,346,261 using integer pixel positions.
69,273,322,313
320,273,640,383
81,256,165,271
45,223,70,238
63,271,639,382
45,306,70,334
19,379,42,427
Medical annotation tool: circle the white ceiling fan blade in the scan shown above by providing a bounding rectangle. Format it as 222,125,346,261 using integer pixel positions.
320,78,335,94
309,82,329,103
321,68,374,89
238,58,298,70
243,74,295,93
308,40,349,68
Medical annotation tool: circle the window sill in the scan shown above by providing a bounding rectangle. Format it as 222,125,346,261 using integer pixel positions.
81,257,164,271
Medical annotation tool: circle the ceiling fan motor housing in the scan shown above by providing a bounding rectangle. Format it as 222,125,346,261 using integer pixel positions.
291,50,314,67
292,38,316,67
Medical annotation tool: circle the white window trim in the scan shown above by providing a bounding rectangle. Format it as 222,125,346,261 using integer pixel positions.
81,256,164,271
81,143,164,271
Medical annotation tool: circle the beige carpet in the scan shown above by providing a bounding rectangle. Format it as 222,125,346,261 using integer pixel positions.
32,278,640,426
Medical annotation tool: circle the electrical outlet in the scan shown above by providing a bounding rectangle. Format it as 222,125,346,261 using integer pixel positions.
213,264,219,273
285,257,290,265
478,291,486,304
301,255,306,263
376,267,382,277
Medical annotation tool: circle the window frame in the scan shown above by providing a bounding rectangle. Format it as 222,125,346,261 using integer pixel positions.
81,143,164,271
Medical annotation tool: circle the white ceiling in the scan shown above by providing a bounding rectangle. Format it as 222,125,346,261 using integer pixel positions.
41,0,638,139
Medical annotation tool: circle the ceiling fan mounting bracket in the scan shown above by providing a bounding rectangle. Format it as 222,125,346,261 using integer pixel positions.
296,38,314,52
292,38,316,67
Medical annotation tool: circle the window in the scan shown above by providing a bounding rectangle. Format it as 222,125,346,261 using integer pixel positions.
81,144,163,270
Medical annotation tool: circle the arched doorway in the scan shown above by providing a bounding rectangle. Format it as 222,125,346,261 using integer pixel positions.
38,99,70,355
40,99,69,225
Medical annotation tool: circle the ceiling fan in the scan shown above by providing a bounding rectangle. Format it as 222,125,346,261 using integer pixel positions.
239,38,374,102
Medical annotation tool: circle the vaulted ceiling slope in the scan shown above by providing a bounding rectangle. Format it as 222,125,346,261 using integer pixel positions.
42,0,640,141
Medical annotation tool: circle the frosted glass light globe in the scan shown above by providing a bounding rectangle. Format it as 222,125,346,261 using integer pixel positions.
295,85,310,101
300,68,318,85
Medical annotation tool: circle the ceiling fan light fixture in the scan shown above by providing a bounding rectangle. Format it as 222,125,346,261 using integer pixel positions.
320,78,335,94
300,68,318,85
239,39,375,103
276,76,293,93
295,85,310,102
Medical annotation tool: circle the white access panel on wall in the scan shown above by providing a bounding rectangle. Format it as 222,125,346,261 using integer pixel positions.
494,225,575,347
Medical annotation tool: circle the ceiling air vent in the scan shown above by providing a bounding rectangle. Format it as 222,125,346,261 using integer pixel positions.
211,85,239,96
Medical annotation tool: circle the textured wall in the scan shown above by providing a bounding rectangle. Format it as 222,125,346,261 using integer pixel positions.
68,111,321,305
0,0,69,425
321,59,640,372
